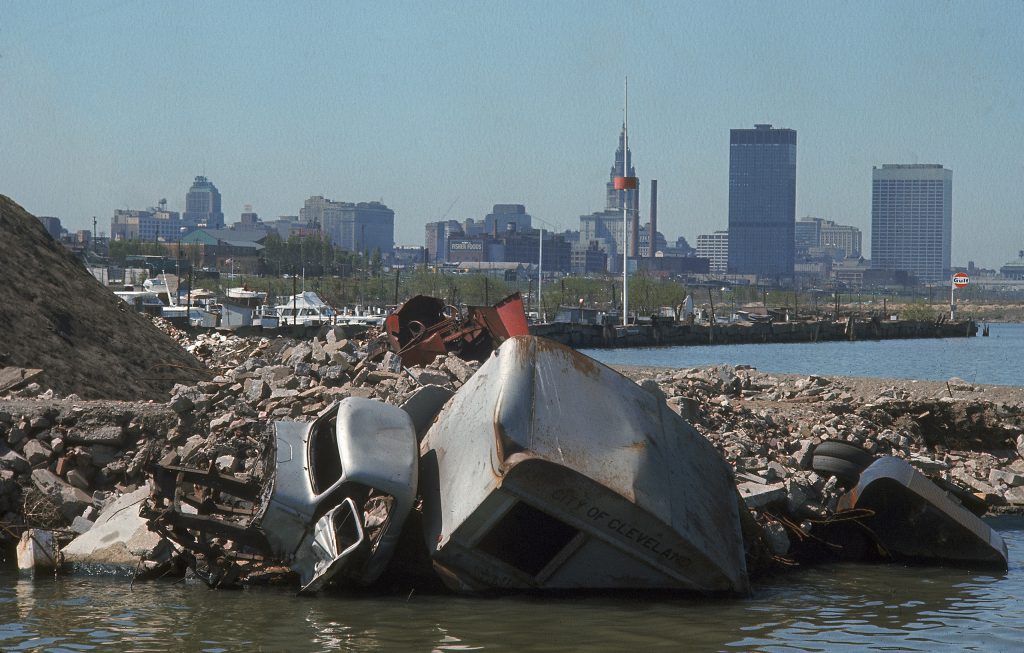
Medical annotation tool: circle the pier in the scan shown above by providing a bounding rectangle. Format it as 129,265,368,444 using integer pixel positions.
530,317,978,349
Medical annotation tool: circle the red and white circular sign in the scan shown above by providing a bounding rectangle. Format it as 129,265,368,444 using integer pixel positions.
952,272,970,288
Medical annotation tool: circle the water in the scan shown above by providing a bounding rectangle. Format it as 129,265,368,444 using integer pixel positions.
1,516,1022,651
583,322,1024,387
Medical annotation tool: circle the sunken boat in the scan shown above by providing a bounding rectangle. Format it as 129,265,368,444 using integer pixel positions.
418,335,749,594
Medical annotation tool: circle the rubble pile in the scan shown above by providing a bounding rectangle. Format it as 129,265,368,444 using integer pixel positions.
0,324,480,551
2,318,1023,581
622,365,1024,555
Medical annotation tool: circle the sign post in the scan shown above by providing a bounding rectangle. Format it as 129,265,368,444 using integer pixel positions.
951,272,969,320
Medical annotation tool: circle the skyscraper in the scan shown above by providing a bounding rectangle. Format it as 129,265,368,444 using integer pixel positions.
727,124,797,278
183,176,224,229
871,164,952,285
605,125,638,216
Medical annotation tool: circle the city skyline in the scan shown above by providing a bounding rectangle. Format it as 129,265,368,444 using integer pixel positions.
2,2,1022,269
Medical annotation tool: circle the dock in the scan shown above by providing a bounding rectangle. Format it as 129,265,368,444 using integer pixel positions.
530,317,978,349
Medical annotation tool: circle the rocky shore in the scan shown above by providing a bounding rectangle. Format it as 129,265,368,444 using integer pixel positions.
2,318,1022,578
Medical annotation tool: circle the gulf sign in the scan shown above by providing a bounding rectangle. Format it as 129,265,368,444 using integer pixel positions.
952,272,970,289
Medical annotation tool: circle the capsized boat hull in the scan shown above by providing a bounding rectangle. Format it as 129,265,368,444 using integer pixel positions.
838,456,1008,570
419,335,749,593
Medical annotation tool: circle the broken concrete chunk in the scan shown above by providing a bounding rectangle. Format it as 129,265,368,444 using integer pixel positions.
408,368,451,387
31,468,92,522
789,440,814,470
62,485,162,572
989,469,1024,488
441,355,475,384
22,439,52,467
66,425,125,447
738,481,786,509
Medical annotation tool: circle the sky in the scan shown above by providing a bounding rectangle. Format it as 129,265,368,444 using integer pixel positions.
2,0,1022,268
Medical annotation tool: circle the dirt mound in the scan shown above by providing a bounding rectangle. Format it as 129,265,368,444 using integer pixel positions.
0,195,205,400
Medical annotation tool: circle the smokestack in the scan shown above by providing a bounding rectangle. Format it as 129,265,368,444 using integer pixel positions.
648,179,658,259
630,184,640,258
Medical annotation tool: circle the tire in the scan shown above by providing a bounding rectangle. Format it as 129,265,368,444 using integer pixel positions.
813,441,874,469
811,455,867,486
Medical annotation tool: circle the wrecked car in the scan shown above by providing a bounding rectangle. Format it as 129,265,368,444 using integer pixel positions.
145,396,418,592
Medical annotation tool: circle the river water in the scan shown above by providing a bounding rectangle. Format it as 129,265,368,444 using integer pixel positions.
3,329,1024,651
583,322,1024,387
1,517,1022,651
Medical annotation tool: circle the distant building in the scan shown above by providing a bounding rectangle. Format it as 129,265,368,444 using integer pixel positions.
794,218,821,260
999,251,1024,280
392,246,428,269
483,204,532,236
111,206,183,242
871,164,952,285
178,228,267,273
579,209,624,272
727,124,797,279
574,126,642,273
697,231,729,273
239,205,260,228
37,216,63,240
183,176,225,229
425,220,463,263
300,195,395,255
571,241,608,275
637,227,666,258
796,217,862,261
605,125,639,217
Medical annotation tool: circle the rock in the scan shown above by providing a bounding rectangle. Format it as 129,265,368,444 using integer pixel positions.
7,426,27,447
66,425,125,447
62,485,163,572
31,468,92,522
409,368,452,387
168,394,194,415
22,439,52,467
66,469,92,492
1003,486,1024,505
909,454,949,473
762,520,790,555
789,440,815,469
989,469,1024,488
442,355,475,384
71,515,94,534
737,482,786,509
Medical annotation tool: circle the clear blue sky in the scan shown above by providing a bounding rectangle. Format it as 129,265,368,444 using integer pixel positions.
2,1,1022,268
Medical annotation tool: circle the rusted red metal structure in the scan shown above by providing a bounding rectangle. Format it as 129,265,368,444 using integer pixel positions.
385,293,529,367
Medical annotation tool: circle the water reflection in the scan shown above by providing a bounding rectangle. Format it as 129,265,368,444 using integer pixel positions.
0,517,1021,652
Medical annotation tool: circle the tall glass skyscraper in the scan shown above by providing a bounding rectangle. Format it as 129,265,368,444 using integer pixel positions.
727,124,797,278
183,176,224,229
871,164,952,285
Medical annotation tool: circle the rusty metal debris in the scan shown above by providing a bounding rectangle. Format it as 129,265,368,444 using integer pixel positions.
385,293,529,367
